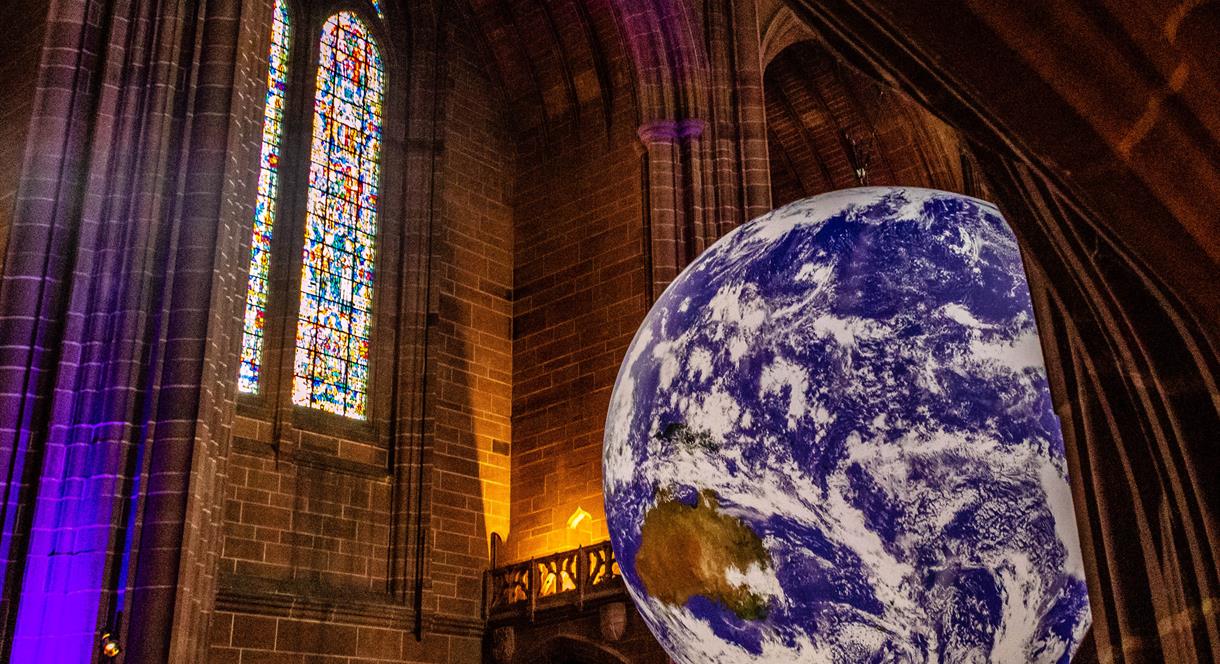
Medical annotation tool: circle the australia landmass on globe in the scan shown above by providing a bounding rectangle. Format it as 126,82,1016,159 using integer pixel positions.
635,486,772,621
604,188,1092,663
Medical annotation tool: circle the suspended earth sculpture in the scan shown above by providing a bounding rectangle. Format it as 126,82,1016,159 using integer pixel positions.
603,188,1091,663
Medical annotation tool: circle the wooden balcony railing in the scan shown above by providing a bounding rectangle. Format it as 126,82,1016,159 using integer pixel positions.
484,540,623,621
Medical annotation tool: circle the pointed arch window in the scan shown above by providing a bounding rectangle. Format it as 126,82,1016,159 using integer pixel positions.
239,0,292,394
239,3,386,421
292,11,384,418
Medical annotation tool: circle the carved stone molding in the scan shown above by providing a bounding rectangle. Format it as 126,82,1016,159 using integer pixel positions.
598,602,627,642
215,576,411,628
637,118,707,145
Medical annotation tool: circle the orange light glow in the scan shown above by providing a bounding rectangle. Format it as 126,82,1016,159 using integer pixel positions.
567,506,591,530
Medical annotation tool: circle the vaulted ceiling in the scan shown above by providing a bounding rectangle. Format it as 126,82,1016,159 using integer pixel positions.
463,0,631,133
459,0,1220,327
460,0,980,201
783,0,1220,327
764,40,973,207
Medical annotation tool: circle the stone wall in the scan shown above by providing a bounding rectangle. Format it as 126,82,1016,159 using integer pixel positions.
0,0,46,272
509,107,646,563
208,3,516,662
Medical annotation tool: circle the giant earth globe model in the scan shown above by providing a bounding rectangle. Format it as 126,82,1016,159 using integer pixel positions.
603,187,1092,663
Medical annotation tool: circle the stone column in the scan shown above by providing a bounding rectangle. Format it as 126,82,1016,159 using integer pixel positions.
0,0,260,661
637,118,708,300
729,0,773,221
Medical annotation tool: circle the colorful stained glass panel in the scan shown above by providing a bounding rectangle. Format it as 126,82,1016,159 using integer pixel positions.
292,12,384,419
239,0,291,394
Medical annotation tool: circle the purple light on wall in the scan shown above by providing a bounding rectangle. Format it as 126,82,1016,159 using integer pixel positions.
8,422,132,661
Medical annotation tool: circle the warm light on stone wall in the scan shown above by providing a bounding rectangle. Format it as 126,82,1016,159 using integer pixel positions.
566,506,591,529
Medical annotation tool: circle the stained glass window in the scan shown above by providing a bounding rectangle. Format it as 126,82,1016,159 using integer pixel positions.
239,0,291,394
292,12,384,419
371,0,384,18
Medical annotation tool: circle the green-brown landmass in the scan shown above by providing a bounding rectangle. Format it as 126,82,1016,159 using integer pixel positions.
634,489,772,620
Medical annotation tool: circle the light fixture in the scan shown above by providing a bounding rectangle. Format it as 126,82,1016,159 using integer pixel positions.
100,632,121,659
566,506,591,530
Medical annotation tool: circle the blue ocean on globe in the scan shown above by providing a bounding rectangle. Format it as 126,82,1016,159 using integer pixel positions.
603,187,1092,663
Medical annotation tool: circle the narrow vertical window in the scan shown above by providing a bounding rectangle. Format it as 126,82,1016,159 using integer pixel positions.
293,12,384,419
239,0,292,394
371,0,384,18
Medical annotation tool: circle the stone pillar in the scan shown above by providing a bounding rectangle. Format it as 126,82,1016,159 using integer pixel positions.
637,118,709,299
729,0,773,221
705,0,772,227
0,0,259,661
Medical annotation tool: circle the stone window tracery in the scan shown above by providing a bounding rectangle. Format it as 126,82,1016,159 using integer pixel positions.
292,11,384,419
239,2,385,421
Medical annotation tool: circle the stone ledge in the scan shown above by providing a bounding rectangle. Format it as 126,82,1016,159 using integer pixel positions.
216,574,409,628
230,436,390,479
216,574,487,636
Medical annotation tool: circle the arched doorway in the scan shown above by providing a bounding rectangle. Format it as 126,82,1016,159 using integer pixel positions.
523,635,633,664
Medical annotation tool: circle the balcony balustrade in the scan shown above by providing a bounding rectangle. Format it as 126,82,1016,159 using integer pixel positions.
484,540,623,621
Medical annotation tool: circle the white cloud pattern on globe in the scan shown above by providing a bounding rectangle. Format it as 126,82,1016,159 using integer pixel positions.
603,188,1092,663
